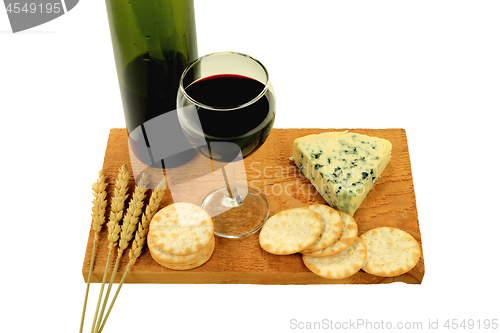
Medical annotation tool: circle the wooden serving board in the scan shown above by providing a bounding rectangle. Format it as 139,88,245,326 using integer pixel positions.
82,128,424,284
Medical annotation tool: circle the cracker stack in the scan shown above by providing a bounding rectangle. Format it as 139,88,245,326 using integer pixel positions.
147,202,215,270
259,204,421,280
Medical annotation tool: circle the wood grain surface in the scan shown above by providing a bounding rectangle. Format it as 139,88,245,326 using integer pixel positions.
82,128,424,284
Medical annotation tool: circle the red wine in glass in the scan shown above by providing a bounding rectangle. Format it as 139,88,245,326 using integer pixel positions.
181,74,275,162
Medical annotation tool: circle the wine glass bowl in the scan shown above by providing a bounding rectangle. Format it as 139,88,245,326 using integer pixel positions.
177,52,276,238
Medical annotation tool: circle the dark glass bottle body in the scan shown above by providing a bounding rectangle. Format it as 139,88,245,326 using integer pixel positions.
105,0,198,168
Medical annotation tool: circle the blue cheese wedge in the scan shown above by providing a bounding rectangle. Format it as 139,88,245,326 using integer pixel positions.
291,131,392,216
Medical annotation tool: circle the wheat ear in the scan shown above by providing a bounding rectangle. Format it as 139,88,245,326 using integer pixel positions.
97,177,167,333
94,173,149,331
90,164,129,333
79,169,108,333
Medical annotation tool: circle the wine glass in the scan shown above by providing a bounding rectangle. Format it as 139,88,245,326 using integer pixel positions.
176,52,276,238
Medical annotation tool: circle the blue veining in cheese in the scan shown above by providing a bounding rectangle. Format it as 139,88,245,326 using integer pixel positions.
291,131,392,216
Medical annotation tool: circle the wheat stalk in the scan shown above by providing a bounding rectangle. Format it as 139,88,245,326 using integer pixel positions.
94,173,149,331
90,164,129,333
97,177,167,333
79,169,108,333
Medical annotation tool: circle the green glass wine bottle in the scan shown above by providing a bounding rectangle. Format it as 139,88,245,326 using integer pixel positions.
105,0,198,168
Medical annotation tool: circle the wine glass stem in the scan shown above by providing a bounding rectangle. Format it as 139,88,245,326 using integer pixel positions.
220,162,243,207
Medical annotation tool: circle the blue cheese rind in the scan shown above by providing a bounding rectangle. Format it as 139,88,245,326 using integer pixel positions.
291,131,392,216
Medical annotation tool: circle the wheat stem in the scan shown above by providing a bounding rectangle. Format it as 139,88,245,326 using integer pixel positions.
79,169,107,333
90,249,112,333
96,268,129,333
80,239,96,333
90,165,129,333
97,177,166,333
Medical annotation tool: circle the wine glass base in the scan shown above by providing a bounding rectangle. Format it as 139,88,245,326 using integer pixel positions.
201,186,269,238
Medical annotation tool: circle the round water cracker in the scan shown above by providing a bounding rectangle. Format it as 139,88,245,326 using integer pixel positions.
151,238,215,270
149,202,214,256
303,236,367,279
360,227,421,277
148,232,214,265
302,211,357,257
259,207,322,255
301,205,343,253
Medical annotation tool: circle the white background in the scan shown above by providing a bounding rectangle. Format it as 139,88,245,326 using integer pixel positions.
1,1,499,332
